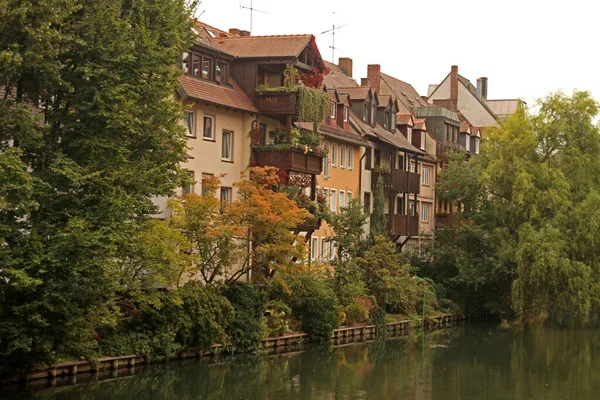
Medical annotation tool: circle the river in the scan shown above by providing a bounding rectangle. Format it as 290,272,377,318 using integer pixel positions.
2,324,599,399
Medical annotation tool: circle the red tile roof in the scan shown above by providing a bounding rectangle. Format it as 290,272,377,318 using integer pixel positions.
178,75,258,113
323,61,359,89
210,35,312,58
297,122,369,147
414,118,427,131
337,86,371,100
380,73,428,114
397,114,414,126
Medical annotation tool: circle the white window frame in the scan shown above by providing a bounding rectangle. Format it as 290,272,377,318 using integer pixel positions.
407,127,412,144
348,148,354,170
323,142,330,178
203,115,215,140
466,135,471,151
182,170,195,195
331,102,337,119
339,190,345,209
220,186,232,204
311,237,319,261
475,137,480,154
321,238,328,262
422,167,430,185
410,163,416,173
421,203,430,222
221,129,233,161
343,106,349,122
184,111,196,137
340,145,346,169
421,131,426,150
323,188,329,207
331,144,338,167
330,189,337,212
408,202,416,216
330,241,337,261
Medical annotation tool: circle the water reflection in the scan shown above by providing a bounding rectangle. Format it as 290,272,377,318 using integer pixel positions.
3,325,600,400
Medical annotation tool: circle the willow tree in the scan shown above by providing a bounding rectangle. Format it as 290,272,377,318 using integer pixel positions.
0,0,197,370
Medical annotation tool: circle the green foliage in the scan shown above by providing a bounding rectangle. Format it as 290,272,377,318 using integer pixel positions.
368,306,387,339
370,176,387,239
342,302,369,326
297,86,330,123
265,300,291,337
298,128,323,147
326,195,369,261
222,284,267,352
272,272,340,342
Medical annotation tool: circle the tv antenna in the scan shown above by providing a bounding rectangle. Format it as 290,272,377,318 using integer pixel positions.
321,12,350,63
240,0,268,35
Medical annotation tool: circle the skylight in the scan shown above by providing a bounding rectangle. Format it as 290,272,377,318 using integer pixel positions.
205,28,216,38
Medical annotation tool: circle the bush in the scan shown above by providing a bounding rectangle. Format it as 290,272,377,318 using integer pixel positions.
271,272,340,342
222,284,267,352
265,300,291,337
343,302,369,326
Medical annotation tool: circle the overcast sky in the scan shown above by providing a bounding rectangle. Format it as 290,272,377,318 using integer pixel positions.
198,0,599,107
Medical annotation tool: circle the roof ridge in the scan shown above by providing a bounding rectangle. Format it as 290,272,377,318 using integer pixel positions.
217,34,312,40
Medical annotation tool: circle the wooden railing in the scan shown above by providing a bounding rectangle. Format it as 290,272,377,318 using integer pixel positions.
372,169,420,194
386,214,419,236
254,90,298,115
253,147,323,175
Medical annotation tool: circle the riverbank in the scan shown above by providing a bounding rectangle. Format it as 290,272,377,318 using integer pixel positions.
1,312,489,387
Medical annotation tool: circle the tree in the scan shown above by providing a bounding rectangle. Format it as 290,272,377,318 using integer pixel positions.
370,176,387,239
327,194,369,261
0,0,197,370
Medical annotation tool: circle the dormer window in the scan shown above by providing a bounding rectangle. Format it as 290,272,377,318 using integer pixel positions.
391,113,396,132
466,135,471,152
421,131,426,150
216,61,228,84
363,102,368,122
370,103,376,126
330,102,337,119
182,52,190,73
185,52,214,81
407,127,412,144
384,110,390,129
343,106,349,122
201,57,212,80
475,137,480,154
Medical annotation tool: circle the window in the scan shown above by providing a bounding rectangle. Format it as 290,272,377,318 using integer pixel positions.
182,170,195,195
391,113,396,132
421,203,430,222
363,103,368,121
364,192,371,213
466,135,471,151
330,189,337,212
340,146,346,169
321,238,328,262
323,188,329,207
323,142,330,178
339,191,345,209
370,103,376,125
374,149,381,168
331,144,338,167
410,163,416,173
205,27,216,38
343,106,349,122
202,57,212,80
421,131,426,150
182,52,190,73
203,115,214,140
408,201,416,216
216,61,228,84
387,195,394,214
201,173,213,196
220,187,232,204
397,154,404,170
191,53,201,76
475,137,480,154
396,197,404,215
348,148,354,170
311,237,319,261
221,130,233,161
407,127,412,144
422,166,430,185
330,102,337,119
259,123,267,144
330,241,337,261
384,110,389,129
365,148,372,170
184,111,196,137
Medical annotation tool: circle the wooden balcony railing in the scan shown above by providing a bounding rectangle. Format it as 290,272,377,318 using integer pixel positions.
253,147,323,175
386,214,419,237
254,90,298,115
372,169,420,194
435,212,451,227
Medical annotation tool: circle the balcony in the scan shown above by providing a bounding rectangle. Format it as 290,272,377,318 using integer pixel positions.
254,90,298,116
435,212,451,227
372,169,420,194
253,147,323,175
386,214,419,237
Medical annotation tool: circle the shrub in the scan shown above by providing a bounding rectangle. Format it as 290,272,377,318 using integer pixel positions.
343,302,369,326
265,300,291,337
222,284,267,352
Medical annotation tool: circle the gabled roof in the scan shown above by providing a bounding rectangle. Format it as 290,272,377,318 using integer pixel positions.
460,122,471,134
484,99,523,118
177,75,258,113
380,72,428,115
323,61,359,88
377,94,391,108
337,86,372,101
397,114,414,127
296,122,369,147
414,118,427,131
210,35,312,58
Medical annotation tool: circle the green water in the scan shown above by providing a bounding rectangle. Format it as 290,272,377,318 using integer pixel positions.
3,324,600,399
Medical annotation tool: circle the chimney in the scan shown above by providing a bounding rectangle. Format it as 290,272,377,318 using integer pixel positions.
476,78,483,100
338,57,353,78
229,28,241,36
239,30,251,37
480,77,488,100
367,64,381,94
450,65,458,107
361,78,371,87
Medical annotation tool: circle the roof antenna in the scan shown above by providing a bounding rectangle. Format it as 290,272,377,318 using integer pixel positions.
321,12,350,63
240,0,268,35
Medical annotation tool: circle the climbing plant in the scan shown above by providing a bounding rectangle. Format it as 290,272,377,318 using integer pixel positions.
298,86,329,123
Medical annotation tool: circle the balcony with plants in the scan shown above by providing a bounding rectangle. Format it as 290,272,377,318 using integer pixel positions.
371,166,420,194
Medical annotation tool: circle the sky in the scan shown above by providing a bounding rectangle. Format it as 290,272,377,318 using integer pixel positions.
197,0,599,107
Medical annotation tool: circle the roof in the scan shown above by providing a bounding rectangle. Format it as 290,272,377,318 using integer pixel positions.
323,61,359,89
414,118,427,131
413,106,460,122
210,35,312,58
460,122,471,134
397,114,414,126
337,86,371,101
484,99,522,118
377,94,392,108
380,72,428,115
177,75,258,113
296,122,369,147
